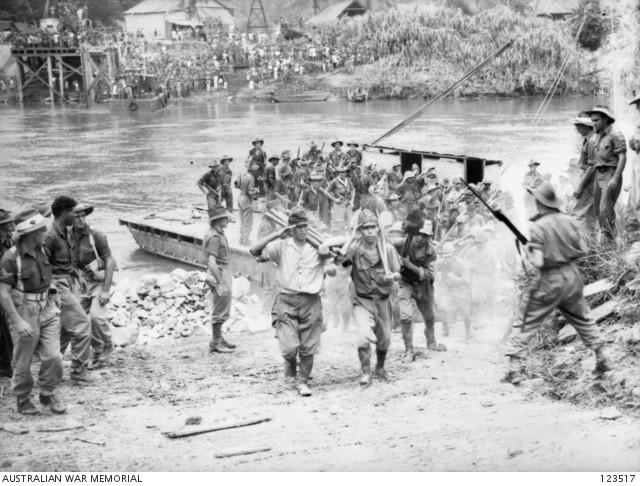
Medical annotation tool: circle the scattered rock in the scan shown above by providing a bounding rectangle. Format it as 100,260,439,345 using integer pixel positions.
632,388,640,398
112,327,132,347
110,291,127,308
185,416,202,426
232,277,251,299
507,449,523,459
600,406,622,420
520,378,547,394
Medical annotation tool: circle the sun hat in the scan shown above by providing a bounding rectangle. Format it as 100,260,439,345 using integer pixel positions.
14,209,48,236
219,155,233,163
331,141,344,148
527,181,562,210
278,164,292,177
208,159,221,168
387,192,400,201
571,115,594,127
402,171,415,182
208,206,229,223
268,155,280,163
280,150,290,159
418,220,433,236
0,209,14,225
587,105,615,123
527,160,541,167
346,142,359,147
74,203,94,216
252,138,264,145
36,203,52,218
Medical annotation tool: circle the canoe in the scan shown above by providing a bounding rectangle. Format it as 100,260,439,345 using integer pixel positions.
118,208,275,283
269,92,330,103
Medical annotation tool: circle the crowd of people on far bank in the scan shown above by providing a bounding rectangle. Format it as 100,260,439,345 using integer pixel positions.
1,100,633,410
3,17,376,102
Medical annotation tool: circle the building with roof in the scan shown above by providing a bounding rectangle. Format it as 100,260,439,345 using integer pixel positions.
306,1,368,25
124,0,235,39
532,0,579,20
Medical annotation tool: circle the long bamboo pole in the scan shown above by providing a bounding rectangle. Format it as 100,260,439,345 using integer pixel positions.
370,39,514,146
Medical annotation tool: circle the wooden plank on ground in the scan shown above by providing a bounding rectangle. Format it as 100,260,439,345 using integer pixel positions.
162,416,272,439
584,279,614,298
215,445,271,458
592,299,618,322
558,299,618,345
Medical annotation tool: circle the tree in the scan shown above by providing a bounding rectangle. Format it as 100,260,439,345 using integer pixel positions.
570,0,612,52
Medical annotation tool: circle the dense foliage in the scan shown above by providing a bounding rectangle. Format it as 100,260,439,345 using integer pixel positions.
311,8,596,97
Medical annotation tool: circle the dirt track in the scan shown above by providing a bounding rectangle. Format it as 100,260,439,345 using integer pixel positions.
1,323,639,472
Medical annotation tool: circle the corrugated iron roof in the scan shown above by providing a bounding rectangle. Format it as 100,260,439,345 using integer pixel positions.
307,0,368,24
125,0,232,15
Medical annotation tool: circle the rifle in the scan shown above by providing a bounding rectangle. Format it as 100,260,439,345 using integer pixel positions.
296,146,300,159
460,179,528,245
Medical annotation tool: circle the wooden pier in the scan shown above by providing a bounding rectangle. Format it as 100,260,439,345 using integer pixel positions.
11,45,118,105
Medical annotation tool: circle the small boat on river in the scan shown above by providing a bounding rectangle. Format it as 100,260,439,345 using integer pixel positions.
110,74,169,114
269,91,330,103
347,88,369,102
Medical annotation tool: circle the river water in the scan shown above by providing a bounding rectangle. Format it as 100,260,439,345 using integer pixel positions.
1,95,631,279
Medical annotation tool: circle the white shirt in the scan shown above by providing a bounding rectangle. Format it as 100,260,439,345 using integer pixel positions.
262,239,325,294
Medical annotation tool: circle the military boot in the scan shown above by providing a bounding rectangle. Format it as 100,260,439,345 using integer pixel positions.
594,347,614,374
400,320,415,362
502,356,524,384
358,347,371,387
283,357,297,386
210,323,233,353
297,355,314,397
375,350,389,382
425,323,447,351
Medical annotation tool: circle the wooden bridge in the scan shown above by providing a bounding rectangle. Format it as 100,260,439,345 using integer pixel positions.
10,45,118,105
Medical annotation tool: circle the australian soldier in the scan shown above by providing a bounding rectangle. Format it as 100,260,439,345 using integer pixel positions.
504,181,613,383
204,206,236,354
197,159,221,210
218,156,234,212
45,196,98,383
72,203,116,365
248,138,267,196
0,209,15,379
398,220,444,361
0,210,66,415
238,164,259,246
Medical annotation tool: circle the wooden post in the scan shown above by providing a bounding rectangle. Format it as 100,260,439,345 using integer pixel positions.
16,59,24,103
57,56,64,102
81,49,92,107
46,55,55,102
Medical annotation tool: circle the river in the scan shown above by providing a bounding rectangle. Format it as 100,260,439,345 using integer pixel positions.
0,95,629,279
